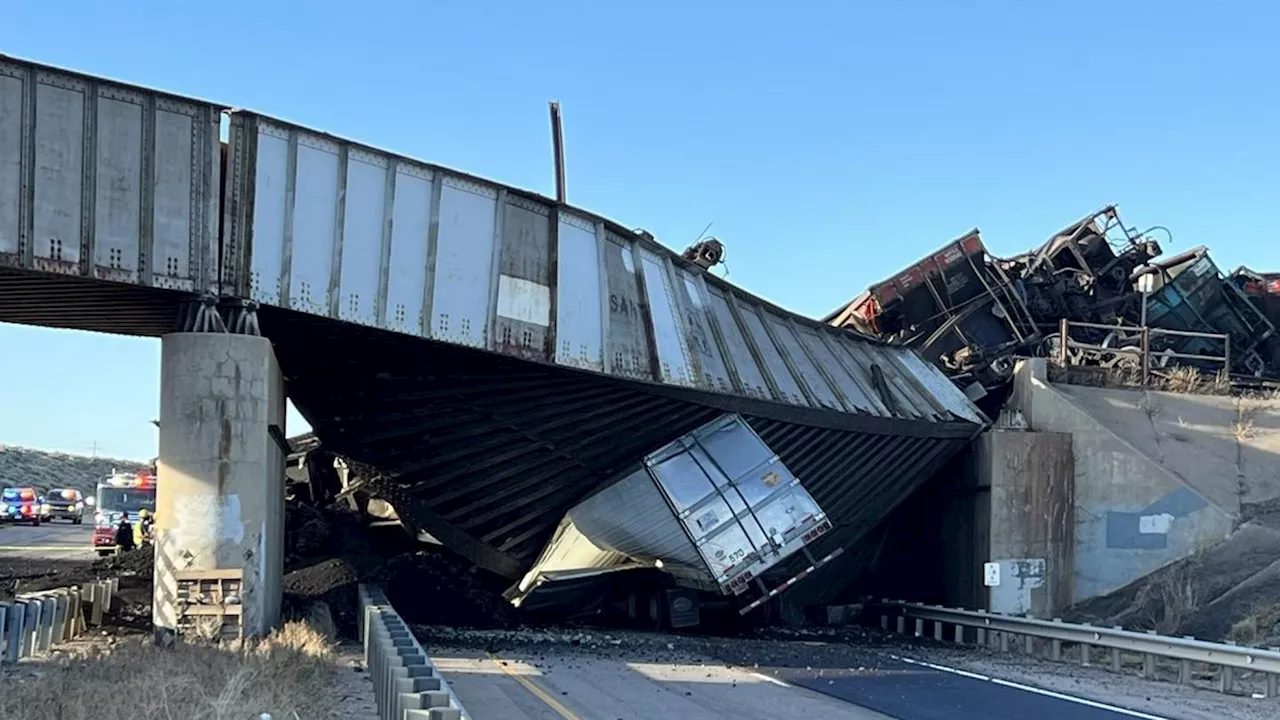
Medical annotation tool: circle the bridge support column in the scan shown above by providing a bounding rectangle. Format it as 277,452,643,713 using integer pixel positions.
153,332,286,641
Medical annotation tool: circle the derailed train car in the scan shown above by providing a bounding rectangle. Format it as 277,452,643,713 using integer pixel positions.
1145,248,1276,376
829,205,1279,386
823,230,1039,395
1229,267,1280,371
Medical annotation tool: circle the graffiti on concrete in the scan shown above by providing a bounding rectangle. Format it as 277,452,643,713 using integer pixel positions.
1105,486,1208,550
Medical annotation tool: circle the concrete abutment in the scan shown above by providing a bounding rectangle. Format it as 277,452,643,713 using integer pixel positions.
153,332,286,640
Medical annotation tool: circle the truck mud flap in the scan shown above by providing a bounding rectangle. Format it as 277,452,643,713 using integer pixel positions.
737,546,846,616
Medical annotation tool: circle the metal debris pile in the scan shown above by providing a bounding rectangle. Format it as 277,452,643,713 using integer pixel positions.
826,205,1280,396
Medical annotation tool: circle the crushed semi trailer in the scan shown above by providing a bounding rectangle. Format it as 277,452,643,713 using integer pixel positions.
507,414,841,628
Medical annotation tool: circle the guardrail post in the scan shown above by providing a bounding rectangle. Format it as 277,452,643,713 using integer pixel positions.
1110,627,1123,671
4,602,22,663
976,627,987,646
933,621,943,642
1023,634,1034,655
89,582,105,626
36,597,56,654
914,618,923,637
0,604,6,668
1268,649,1279,698
880,615,888,631
953,624,964,644
1140,631,1158,678
53,592,70,644
1220,665,1234,694
999,631,1009,653
1177,636,1195,684
23,599,40,657
896,616,905,634
67,587,83,639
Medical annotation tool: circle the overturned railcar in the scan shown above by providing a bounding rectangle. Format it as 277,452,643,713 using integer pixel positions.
1147,248,1277,376
509,414,840,627
1229,268,1280,372
823,230,1037,394
995,207,1162,328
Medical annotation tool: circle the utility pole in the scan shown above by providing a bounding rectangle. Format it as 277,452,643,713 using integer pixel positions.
549,101,566,203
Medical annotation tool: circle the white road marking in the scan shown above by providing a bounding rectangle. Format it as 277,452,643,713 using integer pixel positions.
750,672,793,688
891,654,1171,720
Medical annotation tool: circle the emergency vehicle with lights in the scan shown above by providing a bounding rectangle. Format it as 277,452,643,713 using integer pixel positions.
1,487,46,526
43,488,87,523
92,469,157,555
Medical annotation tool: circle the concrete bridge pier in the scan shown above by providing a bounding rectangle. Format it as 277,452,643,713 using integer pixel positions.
153,331,287,641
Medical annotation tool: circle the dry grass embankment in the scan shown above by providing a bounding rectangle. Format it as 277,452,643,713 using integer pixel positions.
0,444,148,495
0,622,343,720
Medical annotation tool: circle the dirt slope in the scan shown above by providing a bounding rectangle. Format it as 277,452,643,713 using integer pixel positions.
0,444,149,495
1067,506,1280,646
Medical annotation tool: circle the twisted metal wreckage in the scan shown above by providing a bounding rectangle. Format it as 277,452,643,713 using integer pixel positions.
825,205,1280,396
284,203,1278,628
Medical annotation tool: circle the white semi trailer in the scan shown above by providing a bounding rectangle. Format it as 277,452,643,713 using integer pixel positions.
508,413,842,629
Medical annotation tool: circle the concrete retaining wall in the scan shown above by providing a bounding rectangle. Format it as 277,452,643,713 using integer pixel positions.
1009,359,1238,602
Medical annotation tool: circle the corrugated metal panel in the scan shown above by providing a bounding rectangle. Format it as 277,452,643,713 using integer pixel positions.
264,307,982,603
221,109,984,425
0,55,221,293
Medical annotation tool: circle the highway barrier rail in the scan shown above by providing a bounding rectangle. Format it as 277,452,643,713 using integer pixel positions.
0,578,119,665
358,585,470,720
875,600,1280,698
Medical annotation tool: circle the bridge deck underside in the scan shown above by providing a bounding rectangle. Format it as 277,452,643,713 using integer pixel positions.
0,268,191,337
263,308,977,607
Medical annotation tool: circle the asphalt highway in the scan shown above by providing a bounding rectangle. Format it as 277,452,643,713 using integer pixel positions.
428,643,1166,720
767,656,1164,720
0,519,97,561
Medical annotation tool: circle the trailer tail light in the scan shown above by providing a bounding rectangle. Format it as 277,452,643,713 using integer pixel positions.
801,520,831,544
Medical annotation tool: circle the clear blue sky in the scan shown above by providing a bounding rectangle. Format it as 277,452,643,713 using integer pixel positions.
1,1,1277,460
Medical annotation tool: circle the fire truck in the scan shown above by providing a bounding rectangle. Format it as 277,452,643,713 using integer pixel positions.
92,467,157,556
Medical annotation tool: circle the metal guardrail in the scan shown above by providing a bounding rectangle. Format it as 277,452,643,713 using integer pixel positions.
358,585,470,720
0,578,119,665
876,601,1280,698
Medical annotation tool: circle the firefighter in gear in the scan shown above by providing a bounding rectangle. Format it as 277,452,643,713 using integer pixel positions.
139,509,155,543
114,513,136,553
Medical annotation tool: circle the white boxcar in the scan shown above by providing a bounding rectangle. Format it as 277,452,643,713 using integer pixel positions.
220,110,985,426
0,55,221,291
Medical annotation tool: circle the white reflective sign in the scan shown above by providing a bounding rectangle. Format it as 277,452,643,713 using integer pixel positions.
983,562,1001,587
